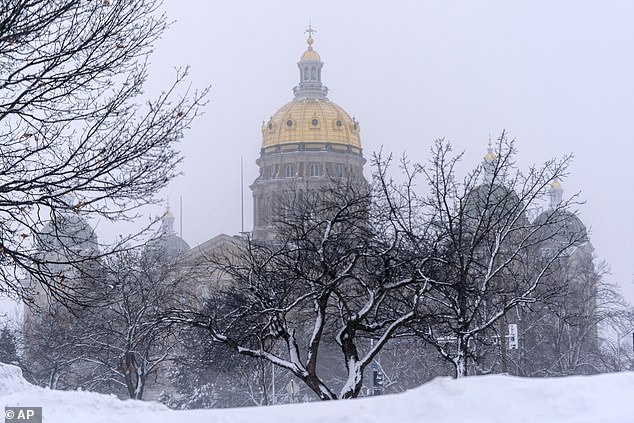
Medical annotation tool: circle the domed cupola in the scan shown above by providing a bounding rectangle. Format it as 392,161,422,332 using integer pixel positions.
251,25,367,240
548,178,564,209
464,139,526,226
533,179,588,248
260,25,362,155
482,137,497,183
293,24,328,99
145,204,190,260
38,209,98,255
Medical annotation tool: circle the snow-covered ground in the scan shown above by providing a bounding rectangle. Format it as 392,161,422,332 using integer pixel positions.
1,363,633,423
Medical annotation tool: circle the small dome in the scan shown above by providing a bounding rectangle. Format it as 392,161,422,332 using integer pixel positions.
464,183,526,225
484,151,496,161
145,233,190,260
261,98,361,150
38,213,98,254
143,207,190,260
533,209,588,247
301,47,321,61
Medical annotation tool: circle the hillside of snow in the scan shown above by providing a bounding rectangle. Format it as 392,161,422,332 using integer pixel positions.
1,363,633,423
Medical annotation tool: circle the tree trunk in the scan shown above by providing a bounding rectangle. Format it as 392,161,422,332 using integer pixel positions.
499,313,508,374
454,336,469,378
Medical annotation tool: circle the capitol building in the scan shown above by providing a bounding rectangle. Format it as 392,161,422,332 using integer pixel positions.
165,26,369,256
21,26,600,405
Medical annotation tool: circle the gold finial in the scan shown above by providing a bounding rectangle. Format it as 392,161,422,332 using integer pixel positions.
484,134,496,160
165,198,173,216
305,22,316,47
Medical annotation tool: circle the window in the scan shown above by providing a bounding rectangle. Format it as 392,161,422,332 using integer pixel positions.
335,164,345,177
308,162,322,177
256,196,267,225
285,164,295,178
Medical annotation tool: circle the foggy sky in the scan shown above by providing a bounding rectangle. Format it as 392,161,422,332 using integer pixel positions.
142,1,634,302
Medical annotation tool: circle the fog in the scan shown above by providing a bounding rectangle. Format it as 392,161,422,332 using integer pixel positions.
138,1,634,302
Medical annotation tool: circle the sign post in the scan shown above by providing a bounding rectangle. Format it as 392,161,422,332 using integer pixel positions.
508,324,518,350
286,379,300,403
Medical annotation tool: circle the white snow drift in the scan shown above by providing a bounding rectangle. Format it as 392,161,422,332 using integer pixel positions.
1,363,633,423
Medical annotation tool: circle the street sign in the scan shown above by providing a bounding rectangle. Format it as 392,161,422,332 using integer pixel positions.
508,324,518,350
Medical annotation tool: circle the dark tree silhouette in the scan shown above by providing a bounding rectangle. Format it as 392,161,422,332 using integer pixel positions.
376,134,586,377
23,247,184,399
0,324,19,366
169,180,433,400
0,0,207,304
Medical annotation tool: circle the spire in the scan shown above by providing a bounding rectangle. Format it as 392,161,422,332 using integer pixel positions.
549,178,564,209
306,22,316,47
294,23,328,99
161,201,175,234
482,135,497,183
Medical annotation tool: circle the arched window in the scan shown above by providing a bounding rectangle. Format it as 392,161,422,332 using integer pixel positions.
308,162,322,177
304,67,309,81
311,67,316,80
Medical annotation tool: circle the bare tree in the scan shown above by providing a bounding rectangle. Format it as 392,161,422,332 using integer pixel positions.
0,0,207,304
364,337,450,394
507,258,608,377
167,326,278,408
23,247,183,399
594,276,634,372
166,132,601,399
0,323,20,366
375,133,587,378
74,249,183,399
168,180,433,400
22,297,90,389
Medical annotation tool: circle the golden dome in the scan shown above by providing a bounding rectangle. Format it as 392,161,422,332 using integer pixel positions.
261,98,361,151
301,48,321,61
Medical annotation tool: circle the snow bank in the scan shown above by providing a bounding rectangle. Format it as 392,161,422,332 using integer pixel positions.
0,363,167,421
0,364,33,396
1,362,633,423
